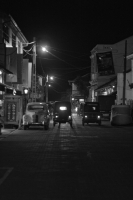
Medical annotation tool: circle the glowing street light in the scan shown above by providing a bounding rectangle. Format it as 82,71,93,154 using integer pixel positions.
49,76,53,81
42,47,48,52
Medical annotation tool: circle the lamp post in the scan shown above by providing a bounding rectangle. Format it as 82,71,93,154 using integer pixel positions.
32,37,36,102
42,47,54,103
123,40,127,105
45,75,53,103
46,75,48,103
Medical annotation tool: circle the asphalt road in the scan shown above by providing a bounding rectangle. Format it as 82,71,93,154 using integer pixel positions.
0,114,133,200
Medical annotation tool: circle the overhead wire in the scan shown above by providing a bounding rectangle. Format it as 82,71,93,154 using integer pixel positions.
23,45,34,52
23,49,33,56
50,87,67,94
38,57,46,76
50,47,89,61
60,66,91,75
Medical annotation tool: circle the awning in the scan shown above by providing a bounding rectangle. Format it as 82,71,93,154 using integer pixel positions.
0,66,13,74
6,88,13,94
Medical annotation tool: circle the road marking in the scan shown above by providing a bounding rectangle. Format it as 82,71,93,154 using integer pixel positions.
0,167,14,185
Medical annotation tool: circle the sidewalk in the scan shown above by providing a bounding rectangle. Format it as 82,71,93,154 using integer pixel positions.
0,128,16,136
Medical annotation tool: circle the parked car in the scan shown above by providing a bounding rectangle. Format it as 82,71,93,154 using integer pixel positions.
53,101,72,127
23,102,50,130
82,102,101,126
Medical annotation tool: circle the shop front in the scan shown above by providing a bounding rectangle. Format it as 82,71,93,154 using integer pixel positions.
0,84,22,128
4,89,22,128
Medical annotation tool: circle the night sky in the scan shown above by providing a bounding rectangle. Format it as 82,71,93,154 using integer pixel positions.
1,0,133,101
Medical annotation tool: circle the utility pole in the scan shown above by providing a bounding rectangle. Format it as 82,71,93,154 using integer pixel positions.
123,40,127,105
32,37,36,102
46,75,48,103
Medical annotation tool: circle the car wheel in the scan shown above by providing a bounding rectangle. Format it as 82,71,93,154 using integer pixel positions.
98,122,101,126
44,125,49,130
24,125,27,130
111,122,115,126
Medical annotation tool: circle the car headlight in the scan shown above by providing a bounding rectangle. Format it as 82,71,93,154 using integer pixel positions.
85,115,88,118
97,115,101,119
68,116,71,119
55,115,58,118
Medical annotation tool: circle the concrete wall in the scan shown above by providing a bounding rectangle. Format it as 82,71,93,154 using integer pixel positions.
117,59,133,104
90,36,133,102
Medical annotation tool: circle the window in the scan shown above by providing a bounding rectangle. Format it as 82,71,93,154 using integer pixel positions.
84,105,99,112
3,24,9,43
12,34,16,47
96,51,115,76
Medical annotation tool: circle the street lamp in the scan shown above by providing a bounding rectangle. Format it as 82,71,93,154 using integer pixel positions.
45,75,54,103
41,46,55,103
42,47,48,52
32,37,36,102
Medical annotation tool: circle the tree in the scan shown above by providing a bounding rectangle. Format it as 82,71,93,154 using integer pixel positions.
74,76,89,100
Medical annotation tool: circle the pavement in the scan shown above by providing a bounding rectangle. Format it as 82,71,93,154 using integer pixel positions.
0,127,16,136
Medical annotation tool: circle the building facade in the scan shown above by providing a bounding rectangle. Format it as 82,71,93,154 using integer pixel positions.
0,12,29,127
89,36,133,105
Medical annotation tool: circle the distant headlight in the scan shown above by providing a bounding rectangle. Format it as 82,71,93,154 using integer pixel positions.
55,115,58,118
68,116,71,119
97,115,101,119
85,115,88,118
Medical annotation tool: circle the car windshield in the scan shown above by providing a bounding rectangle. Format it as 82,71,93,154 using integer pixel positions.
84,104,100,112
28,105,45,111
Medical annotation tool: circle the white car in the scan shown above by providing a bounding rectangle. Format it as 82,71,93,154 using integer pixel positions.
23,102,50,130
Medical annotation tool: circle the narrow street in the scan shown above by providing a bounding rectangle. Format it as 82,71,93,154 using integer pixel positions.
0,114,133,200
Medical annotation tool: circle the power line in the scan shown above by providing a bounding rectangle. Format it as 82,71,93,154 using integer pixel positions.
50,87,67,94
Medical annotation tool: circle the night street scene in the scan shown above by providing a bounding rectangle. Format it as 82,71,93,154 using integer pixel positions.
0,1,133,199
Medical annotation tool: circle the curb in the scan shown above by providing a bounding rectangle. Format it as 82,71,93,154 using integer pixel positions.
0,129,16,136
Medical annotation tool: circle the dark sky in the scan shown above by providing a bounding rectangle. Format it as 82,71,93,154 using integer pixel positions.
1,0,133,101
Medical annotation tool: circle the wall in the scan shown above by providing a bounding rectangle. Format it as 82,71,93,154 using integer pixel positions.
90,36,133,102
117,60,133,104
